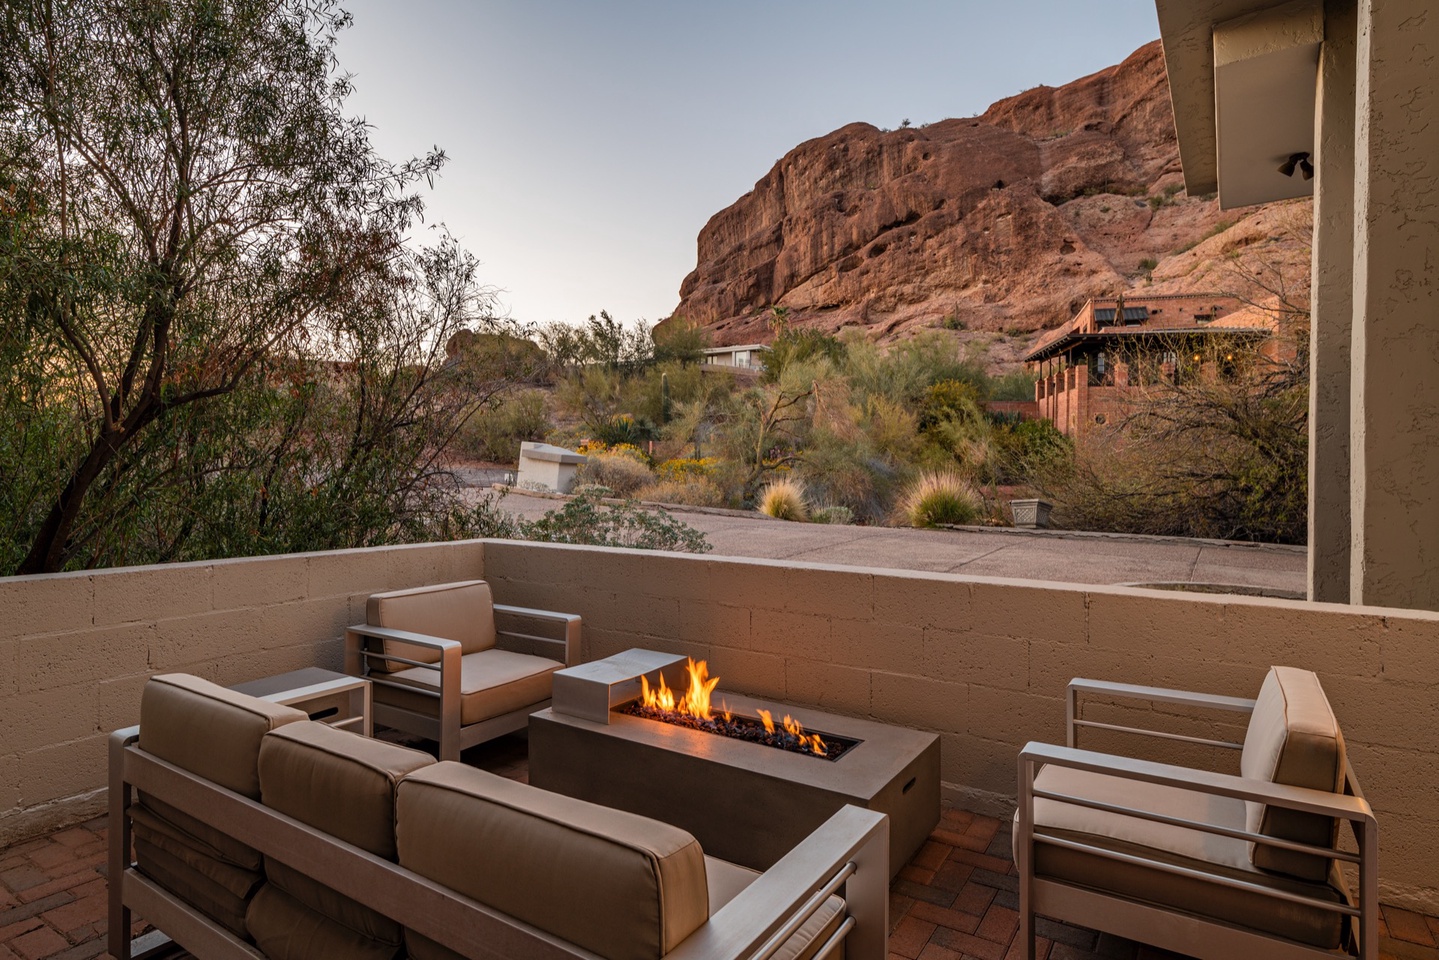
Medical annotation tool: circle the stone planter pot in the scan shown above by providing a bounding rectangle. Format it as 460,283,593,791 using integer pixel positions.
1010,498,1053,529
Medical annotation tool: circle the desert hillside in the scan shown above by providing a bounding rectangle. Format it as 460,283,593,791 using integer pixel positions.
663,41,1310,368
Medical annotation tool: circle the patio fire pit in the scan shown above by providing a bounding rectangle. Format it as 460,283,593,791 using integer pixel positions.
528,649,939,877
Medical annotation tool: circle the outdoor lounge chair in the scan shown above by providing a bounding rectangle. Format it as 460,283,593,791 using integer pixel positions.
1015,666,1377,960
343,580,580,761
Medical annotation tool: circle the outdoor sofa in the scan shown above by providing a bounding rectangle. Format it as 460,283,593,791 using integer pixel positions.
108,673,889,960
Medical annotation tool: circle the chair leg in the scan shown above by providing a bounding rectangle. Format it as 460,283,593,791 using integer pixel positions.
439,728,460,762
1018,899,1035,960
108,735,133,960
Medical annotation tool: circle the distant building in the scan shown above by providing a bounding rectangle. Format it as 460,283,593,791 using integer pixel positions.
700,343,768,373
1024,294,1281,438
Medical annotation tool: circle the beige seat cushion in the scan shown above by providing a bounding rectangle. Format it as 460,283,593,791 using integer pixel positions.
1018,765,1346,948
257,721,434,948
1240,666,1346,880
706,857,848,960
376,648,562,725
366,580,497,672
247,883,402,960
397,762,708,960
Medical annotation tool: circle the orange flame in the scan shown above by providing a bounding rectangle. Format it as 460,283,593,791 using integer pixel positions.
640,659,829,756
641,658,721,721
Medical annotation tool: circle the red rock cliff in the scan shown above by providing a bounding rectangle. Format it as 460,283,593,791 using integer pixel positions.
665,41,1309,365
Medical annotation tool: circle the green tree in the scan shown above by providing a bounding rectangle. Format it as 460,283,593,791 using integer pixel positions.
0,0,479,572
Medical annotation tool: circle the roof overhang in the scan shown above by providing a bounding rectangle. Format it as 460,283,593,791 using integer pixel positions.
1024,327,1274,364
1156,0,1322,210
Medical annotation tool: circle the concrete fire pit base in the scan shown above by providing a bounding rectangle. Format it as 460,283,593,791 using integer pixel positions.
529,692,939,878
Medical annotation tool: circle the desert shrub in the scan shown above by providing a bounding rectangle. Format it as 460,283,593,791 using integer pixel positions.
577,440,649,462
589,413,657,447
796,430,899,523
843,332,987,406
573,451,655,497
571,483,614,498
758,477,809,521
920,379,985,431
898,471,980,527
810,505,854,525
631,360,709,425
457,390,552,463
762,327,847,382
638,479,725,507
987,369,1038,402
518,493,710,553
987,419,1072,486
655,456,720,482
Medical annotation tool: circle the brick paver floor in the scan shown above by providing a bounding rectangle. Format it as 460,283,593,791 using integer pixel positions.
2,734,1434,960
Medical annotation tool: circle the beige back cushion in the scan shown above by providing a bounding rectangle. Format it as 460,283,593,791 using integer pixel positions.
366,580,497,672
1239,667,1346,881
397,763,709,960
140,674,307,798
258,721,435,946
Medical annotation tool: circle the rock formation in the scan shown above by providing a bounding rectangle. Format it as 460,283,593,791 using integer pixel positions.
663,41,1310,369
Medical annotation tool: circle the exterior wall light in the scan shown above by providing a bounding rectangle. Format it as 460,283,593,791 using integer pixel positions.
1278,152,1314,180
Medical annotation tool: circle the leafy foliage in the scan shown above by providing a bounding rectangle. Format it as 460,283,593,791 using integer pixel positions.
518,493,711,552
0,0,522,572
457,390,552,463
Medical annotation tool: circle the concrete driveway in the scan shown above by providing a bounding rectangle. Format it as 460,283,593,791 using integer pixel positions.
486,490,1307,596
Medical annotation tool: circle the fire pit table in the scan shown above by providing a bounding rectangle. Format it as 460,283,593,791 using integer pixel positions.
528,649,939,877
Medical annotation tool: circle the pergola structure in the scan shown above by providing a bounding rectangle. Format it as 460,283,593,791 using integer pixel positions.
1155,0,1439,609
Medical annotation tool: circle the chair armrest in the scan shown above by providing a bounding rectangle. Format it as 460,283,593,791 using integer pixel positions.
1018,742,1375,823
492,604,582,667
1065,678,1255,750
1068,678,1257,713
344,624,462,672
665,805,889,960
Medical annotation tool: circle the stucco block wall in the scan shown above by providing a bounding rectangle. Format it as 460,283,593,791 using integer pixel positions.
480,540,1439,912
0,541,485,847
3,538,1437,911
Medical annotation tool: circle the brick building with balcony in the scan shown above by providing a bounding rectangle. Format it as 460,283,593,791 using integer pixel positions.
1025,293,1282,438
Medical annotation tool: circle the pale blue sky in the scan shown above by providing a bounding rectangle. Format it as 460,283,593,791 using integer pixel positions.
337,1,1161,328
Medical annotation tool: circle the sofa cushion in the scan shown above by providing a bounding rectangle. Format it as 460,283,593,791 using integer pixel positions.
247,883,402,960
258,721,434,946
130,804,263,899
1239,667,1346,881
132,795,262,871
135,673,306,941
366,580,497,672
140,673,307,798
1018,765,1346,948
134,837,255,939
376,648,562,725
397,762,708,960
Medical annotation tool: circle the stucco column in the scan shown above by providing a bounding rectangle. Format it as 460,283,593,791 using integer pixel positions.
1307,0,1356,603
1349,0,1439,609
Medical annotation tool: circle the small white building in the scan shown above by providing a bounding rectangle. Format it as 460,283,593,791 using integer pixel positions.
515,442,586,493
700,343,768,372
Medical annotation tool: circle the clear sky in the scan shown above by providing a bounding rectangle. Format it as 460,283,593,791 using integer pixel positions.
336,1,1162,328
